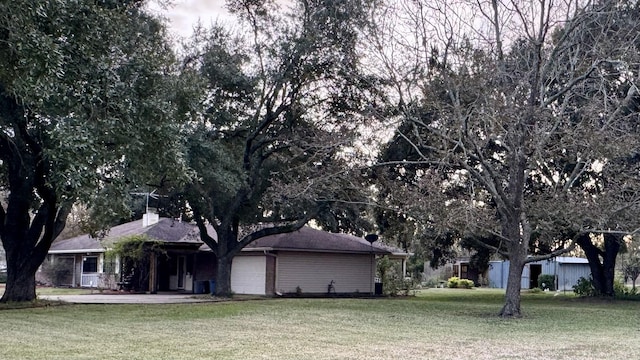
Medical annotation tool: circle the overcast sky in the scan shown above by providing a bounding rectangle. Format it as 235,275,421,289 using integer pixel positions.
148,0,234,40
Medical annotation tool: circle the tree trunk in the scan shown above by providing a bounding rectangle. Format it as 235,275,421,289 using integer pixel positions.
1,202,69,302
215,255,233,297
578,234,605,293
602,234,621,296
1,255,38,302
498,209,528,318
1,209,49,303
499,256,525,317
577,233,621,296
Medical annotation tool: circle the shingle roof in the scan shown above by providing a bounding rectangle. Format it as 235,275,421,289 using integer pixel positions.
48,234,104,253
238,226,404,255
51,219,408,258
49,218,201,253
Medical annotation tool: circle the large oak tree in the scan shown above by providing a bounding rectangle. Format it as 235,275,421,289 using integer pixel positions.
173,0,375,296
0,0,183,302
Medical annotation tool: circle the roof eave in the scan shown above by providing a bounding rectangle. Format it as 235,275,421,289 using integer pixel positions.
388,252,411,259
240,247,274,252
244,247,391,255
49,249,105,254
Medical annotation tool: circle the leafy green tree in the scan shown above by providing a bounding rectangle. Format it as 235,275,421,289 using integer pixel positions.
172,0,375,296
369,0,640,316
107,235,166,292
0,1,183,302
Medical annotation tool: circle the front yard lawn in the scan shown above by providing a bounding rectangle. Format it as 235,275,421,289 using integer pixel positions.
1,288,638,359
0,284,92,297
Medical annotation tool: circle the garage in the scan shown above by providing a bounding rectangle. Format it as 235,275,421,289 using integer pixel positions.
231,255,268,295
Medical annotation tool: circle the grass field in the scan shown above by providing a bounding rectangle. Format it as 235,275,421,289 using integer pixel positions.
1,288,639,359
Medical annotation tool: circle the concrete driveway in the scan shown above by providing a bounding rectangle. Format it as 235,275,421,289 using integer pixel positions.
39,293,216,304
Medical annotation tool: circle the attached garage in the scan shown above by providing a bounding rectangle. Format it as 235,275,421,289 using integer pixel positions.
229,226,407,296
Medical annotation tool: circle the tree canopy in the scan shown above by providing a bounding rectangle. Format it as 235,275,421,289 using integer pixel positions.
0,0,184,302
3,0,639,313
166,0,377,296
369,0,640,316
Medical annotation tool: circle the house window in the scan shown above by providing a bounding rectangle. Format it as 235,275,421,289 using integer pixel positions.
82,256,98,273
460,264,469,279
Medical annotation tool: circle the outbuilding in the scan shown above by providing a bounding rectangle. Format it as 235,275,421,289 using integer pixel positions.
488,257,591,291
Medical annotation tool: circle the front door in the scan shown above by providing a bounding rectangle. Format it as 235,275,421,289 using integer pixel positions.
177,256,186,289
81,256,99,287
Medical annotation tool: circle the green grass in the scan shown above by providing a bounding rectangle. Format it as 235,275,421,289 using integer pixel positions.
1,288,639,359
0,284,92,297
0,285,91,310
36,287,93,295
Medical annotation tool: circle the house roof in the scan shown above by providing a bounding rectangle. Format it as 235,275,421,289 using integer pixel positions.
49,218,201,254
51,219,408,258
233,226,405,256
373,241,412,258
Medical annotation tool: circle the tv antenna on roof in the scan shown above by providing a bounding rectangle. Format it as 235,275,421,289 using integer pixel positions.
129,189,164,214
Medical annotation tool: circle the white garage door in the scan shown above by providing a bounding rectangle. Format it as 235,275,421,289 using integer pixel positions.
231,256,266,295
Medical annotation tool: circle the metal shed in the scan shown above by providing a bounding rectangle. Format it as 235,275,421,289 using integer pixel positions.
488,257,590,291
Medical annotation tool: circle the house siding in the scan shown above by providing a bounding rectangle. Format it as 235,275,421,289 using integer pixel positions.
231,255,267,295
275,252,374,294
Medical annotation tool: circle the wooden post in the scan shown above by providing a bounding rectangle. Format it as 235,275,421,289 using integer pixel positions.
148,252,157,294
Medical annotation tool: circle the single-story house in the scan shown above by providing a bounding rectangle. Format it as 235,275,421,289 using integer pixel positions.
487,257,591,291
41,214,408,296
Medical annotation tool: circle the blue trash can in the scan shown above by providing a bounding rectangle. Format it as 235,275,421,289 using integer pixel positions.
209,280,216,295
194,280,206,294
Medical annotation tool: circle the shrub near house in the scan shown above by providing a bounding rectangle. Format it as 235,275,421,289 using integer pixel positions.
40,261,73,287
538,274,556,291
448,277,474,289
108,235,166,293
